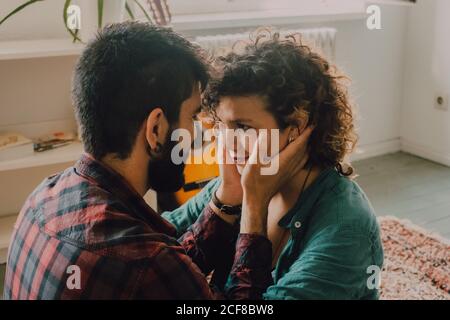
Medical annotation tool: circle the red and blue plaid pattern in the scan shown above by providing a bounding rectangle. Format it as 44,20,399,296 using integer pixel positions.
3,154,272,299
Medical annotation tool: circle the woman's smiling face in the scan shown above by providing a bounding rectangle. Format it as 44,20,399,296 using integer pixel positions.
215,95,291,174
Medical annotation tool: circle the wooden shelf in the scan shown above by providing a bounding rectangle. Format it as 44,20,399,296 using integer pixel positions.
0,142,83,172
0,38,84,61
0,214,16,264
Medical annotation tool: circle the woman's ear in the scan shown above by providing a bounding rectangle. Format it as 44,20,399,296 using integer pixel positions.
297,110,310,133
288,113,309,143
145,108,169,151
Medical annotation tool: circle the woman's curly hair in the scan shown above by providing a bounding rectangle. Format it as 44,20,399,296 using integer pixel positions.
203,30,358,176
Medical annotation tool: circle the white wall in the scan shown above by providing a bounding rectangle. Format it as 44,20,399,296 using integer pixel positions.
180,3,410,159
0,57,77,131
401,0,450,165
329,4,408,158
0,0,68,41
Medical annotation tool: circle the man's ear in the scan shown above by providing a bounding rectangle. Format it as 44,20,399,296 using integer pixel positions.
145,108,169,151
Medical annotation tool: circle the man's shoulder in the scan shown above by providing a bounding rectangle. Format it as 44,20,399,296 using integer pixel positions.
21,166,176,255
24,165,119,221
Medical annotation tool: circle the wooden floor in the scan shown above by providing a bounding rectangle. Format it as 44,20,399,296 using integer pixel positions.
1,151,449,296
353,152,450,239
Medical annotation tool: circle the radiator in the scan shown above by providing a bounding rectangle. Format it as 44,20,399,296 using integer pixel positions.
195,27,337,60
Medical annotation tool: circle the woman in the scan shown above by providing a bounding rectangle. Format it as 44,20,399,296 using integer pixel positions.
163,31,384,300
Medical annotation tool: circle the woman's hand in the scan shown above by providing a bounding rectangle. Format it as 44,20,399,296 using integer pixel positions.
240,126,313,235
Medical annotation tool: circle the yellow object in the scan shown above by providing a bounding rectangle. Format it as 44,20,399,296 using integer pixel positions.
174,145,219,205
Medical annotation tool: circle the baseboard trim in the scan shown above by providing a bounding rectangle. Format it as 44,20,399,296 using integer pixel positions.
401,139,450,167
350,138,450,167
351,138,401,162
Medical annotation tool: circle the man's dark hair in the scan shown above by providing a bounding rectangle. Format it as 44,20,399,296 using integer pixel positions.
72,21,209,160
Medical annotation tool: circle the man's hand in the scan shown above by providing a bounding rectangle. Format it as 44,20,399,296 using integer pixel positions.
209,142,243,226
215,143,243,206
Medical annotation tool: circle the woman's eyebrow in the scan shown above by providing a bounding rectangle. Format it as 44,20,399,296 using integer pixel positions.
230,118,253,124
214,114,253,124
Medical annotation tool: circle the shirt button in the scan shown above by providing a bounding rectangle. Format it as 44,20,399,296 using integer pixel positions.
294,221,302,229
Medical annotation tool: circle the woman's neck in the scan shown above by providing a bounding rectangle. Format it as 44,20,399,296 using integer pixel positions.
274,165,322,205
267,165,323,268
267,164,323,231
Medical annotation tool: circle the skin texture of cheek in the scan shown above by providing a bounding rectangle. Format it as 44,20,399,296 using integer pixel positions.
263,130,288,158
277,130,290,155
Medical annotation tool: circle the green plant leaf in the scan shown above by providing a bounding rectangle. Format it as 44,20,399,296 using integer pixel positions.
125,1,135,20
97,0,104,29
63,0,83,43
133,0,153,24
0,0,45,26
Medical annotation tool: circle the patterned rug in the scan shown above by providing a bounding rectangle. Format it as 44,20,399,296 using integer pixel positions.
379,216,450,300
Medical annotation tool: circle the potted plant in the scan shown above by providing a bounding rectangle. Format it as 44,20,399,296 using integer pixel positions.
0,0,171,43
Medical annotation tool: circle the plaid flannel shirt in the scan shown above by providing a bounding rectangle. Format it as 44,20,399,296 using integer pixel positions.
3,154,272,300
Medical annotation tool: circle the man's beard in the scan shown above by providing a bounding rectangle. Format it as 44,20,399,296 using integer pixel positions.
146,131,185,193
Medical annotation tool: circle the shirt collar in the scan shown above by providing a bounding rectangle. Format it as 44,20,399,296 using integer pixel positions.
278,167,339,233
74,153,177,237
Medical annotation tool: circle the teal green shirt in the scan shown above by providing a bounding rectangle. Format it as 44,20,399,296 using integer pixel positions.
162,167,384,300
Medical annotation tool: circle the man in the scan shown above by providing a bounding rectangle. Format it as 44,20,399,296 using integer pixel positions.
3,22,310,300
